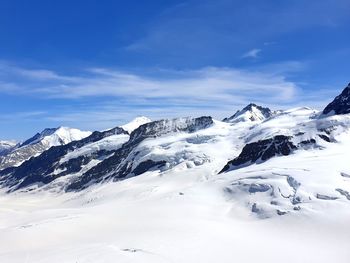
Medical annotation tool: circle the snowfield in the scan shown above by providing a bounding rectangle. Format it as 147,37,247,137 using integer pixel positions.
0,170,350,263
1,87,350,263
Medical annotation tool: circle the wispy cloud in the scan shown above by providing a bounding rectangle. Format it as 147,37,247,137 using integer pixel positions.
0,60,341,138
242,49,261,59
0,63,298,103
0,61,307,131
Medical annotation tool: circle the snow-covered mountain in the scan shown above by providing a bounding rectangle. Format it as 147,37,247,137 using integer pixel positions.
0,116,213,191
0,117,151,191
1,84,350,263
0,140,17,156
0,84,349,219
0,127,91,170
121,116,152,133
218,106,350,217
20,126,92,147
223,103,275,123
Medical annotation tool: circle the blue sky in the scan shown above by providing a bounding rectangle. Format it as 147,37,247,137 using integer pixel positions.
0,0,349,140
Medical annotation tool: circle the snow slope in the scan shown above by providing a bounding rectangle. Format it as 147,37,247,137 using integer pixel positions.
0,165,350,263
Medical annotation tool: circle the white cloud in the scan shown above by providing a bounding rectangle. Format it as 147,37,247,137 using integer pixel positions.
12,66,297,104
242,49,261,59
0,62,310,131
0,64,300,104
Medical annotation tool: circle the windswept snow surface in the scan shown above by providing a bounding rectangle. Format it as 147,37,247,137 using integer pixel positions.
0,170,349,263
1,109,350,262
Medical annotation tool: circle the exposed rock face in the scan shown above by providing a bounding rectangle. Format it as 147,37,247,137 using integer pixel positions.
323,83,350,115
129,116,213,144
132,160,167,176
0,127,128,191
336,189,350,200
66,116,213,191
0,117,213,192
0,142,50,171
219,135,296,173
223,103,274,123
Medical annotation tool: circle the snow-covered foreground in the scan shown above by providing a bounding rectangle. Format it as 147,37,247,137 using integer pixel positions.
1,165,350,263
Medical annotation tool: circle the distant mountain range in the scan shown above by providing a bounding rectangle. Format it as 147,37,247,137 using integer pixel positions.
0,127,91,170
1,83,350,218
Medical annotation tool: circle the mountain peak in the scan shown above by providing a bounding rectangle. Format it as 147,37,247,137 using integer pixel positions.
323,83,350,115
121,116,152,133
20,127,91,147
242,103,259,110
20,128,58,147
0,127,92,170
223,103,273,123
49,127,92,145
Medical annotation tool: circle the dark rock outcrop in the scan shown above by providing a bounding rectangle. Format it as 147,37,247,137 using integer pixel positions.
318,134,331,142
132,160,167,176
323,83,350,115
336,188,350,200
219,135,296,173
0,127,128,191
316,194,338,200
